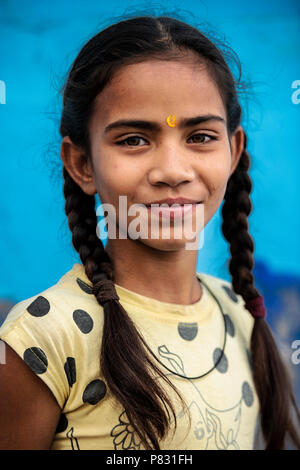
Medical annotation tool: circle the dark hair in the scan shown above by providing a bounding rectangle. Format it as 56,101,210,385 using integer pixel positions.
59,14,300,449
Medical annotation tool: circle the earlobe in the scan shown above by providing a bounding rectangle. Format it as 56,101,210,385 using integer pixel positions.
229,126,244,176
60,136,97,196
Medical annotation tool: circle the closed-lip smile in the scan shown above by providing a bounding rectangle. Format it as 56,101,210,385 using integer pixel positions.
143,197,201,206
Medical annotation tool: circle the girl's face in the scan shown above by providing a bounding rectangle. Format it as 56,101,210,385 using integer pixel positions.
74,56,243,250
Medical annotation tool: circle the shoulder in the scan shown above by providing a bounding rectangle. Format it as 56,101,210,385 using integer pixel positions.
197,271,255,348
0,263,104,408
0,263,103,338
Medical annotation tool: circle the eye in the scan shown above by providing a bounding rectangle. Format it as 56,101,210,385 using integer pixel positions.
116,136,148,147
187,133,217,144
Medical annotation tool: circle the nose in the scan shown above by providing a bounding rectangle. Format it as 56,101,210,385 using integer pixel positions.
147,144,196,187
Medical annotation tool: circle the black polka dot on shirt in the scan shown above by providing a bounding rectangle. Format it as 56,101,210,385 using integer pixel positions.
55,414,68,434
178,322,198,341
242,381,254,407
23,347,48,374
224,314,235,337
222,285,238,303
27,296,50,317
76,278,93,295
213,347,228,373
73,309,94,334
82,379,107,405
64,357,76,388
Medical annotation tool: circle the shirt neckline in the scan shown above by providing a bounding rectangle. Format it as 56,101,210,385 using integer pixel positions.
70,262,214,320
113,275,211,315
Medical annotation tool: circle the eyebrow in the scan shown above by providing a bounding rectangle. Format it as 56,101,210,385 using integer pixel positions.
104,114,226,134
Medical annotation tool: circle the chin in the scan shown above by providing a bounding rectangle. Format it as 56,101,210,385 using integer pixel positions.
137,235,199,252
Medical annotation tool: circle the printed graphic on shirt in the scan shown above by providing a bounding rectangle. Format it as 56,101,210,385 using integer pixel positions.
66,427,80,450
110,340,254,450
111,410,143,450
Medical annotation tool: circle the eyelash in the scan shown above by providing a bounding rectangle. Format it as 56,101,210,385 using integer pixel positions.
115,133,218,147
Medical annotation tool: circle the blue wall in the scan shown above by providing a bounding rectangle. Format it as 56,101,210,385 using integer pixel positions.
1,0,300,397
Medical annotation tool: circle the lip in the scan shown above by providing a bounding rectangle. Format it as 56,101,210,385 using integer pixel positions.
148,204,196,220
137,198,203,221
143,198,201,206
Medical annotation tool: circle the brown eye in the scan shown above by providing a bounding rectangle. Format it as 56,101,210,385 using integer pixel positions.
187,133,216,144
116,136,148,146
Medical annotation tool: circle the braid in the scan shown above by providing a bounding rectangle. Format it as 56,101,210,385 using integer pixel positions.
63,166,113,282
221,132,258,301
221,132,300,449
62,166,190,450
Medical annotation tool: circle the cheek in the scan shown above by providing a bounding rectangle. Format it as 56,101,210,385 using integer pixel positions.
95,158,141,201
200,156,231,223
204,158,231,195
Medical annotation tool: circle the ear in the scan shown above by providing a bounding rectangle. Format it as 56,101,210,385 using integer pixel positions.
229,125,245,177
60,136,97,196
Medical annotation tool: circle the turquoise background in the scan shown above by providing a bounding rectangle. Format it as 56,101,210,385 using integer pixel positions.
0,0,300,398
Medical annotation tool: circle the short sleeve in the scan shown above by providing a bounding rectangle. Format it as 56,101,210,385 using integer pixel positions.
0,292,75,409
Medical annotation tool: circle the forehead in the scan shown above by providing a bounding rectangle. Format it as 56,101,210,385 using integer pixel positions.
90,58,226,130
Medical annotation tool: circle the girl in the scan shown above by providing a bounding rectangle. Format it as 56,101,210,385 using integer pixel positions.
0,15,299,451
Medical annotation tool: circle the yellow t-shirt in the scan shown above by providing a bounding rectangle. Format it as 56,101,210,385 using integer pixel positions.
0,263,261,450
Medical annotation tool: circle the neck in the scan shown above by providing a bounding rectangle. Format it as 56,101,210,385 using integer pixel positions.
105,237,202,305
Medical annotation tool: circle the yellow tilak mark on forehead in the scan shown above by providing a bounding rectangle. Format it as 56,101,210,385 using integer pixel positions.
166,115,176,127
